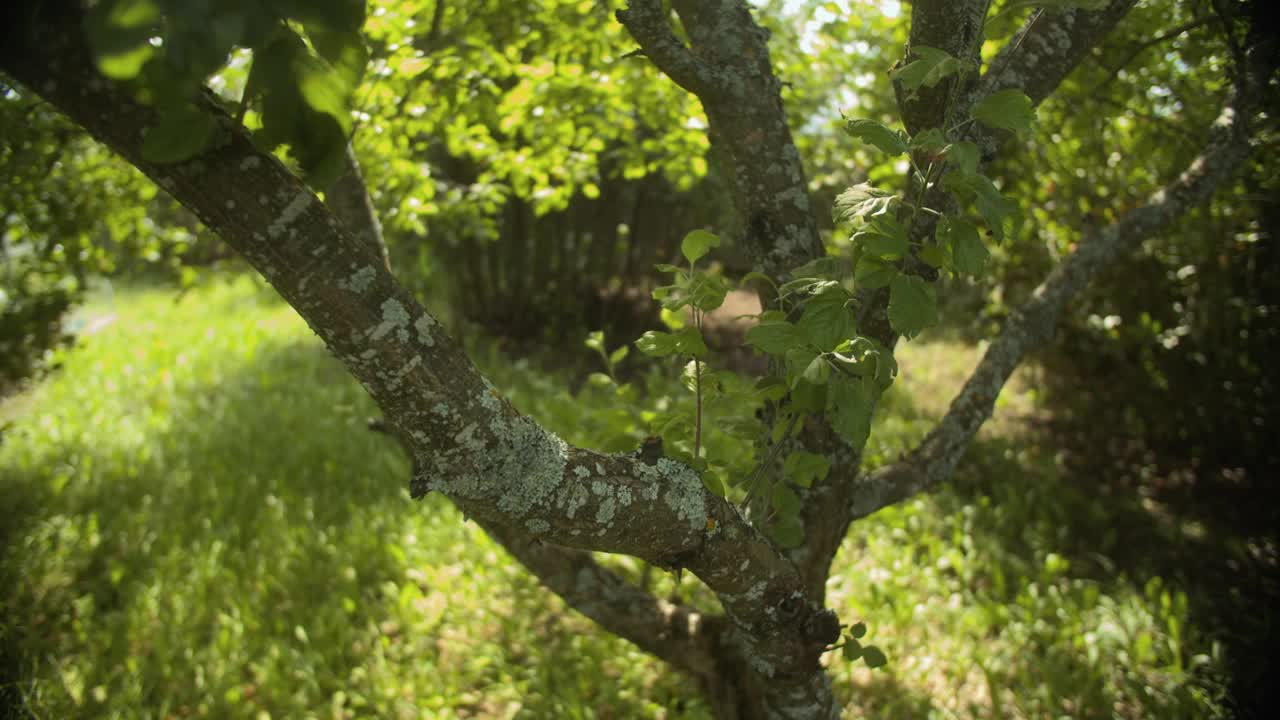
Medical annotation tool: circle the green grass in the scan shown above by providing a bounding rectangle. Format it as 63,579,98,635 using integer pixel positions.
0,277,1230,718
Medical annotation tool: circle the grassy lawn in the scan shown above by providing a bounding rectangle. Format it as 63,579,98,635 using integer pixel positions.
0,277,1230,718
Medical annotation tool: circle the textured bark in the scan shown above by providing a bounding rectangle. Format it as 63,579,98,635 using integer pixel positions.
325,143,390,270
618,0,824,279
1,6,839,718
962,1,1139,156
896,0,992,134
478,519,720,677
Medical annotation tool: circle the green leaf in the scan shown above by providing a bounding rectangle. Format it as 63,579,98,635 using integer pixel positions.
671,326,708,357
651,284,690,312
890,46,970,96
856,231,909,260
681,360,720,396
248,29,353,188
941,172,1018,241
849,621,868,639
768,515,805,549
919,242,952,269
783,451,830,488
798,291,853,351
910,128,947,154
296,52,350,130
682,229,720,265
855,213,906,258
636,330,677,357
867,214,908,248
674,331,707,357
753,376,789,403
746,321,807,355
871,344,899,387
862,645,889,669
843,638,864,661
140,104,214,163
608,345,629,366
584,330,605,353
834,337,897,388
845,119,909,156
944,141,980,176
854,256,898,290
790,379,827,414
778,276,830,299
307,28,368,94
802,355,831,385
888,276,938,339
687,272,730,312
790,257,852,280
741,271,778,290
85,0,161,80
785,346,820,387
971,89,1036,134
829,375,873,447
702,471,727,498
638,329,705,358
940,217,989,276
834,183,896,223
654,263,685,275
770,483,803,516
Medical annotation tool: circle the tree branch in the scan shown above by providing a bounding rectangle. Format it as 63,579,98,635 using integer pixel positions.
850,91,1256,521
964,1,1138,154
371,424,720,680
325,143,389,271
619,0,824,278
614,0,732,100
477,518,721,678
0,5,841,710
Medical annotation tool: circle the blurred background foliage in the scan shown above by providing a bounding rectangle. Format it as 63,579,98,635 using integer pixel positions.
2,0,1276,716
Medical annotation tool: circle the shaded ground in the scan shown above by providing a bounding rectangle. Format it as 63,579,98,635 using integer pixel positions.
890,336,1279,719
0,279,1263,718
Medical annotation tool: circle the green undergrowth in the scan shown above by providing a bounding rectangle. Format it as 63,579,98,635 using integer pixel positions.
1,278,1229,718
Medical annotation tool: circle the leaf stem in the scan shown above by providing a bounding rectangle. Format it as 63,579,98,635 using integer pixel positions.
693,309,703,458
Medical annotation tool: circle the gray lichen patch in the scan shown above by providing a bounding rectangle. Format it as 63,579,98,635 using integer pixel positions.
370,298,410,342
267,190,313,239
340,266,377,294
655,457,707,529
387,355,423,389
748,655,776,679
492,416,569,518
595,496,616,525
561,481,591,520
414,314,436,347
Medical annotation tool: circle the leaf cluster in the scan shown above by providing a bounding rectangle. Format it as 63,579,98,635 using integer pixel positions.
84,0,368,187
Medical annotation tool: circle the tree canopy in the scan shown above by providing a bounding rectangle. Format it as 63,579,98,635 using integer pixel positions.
1,0,1274,717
